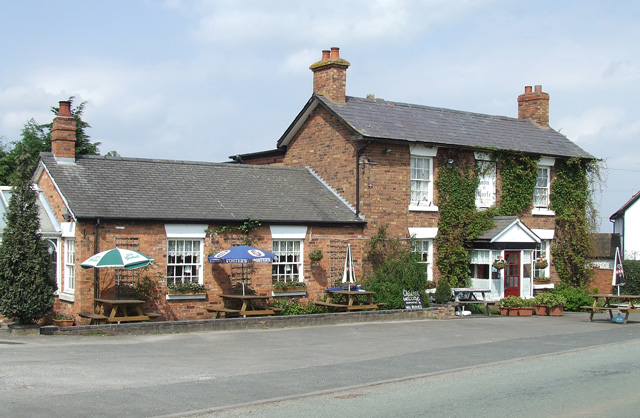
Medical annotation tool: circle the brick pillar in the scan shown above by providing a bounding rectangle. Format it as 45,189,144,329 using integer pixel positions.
517,85,550,128
309,47,351,105
51,101,76,159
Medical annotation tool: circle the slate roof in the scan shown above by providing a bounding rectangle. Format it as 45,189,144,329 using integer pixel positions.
589,233,621,259
38,153,363,224
275,95,593,159
474,216,520,241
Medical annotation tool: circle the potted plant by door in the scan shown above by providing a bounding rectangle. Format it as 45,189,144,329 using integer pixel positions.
53,312,74,327
533,293,550,316
519,298,534,316
547,293,567,316
498,296,521,316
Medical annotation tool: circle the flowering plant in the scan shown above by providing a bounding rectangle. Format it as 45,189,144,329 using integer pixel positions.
53,312,73,321
535,257,548,269
492,256,507,270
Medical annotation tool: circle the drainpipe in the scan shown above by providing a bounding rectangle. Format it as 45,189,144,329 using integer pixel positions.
93,218,101,306
355,141,370,217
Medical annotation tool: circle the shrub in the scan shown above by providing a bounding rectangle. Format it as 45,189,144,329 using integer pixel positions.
552,284,592,311
271,299,323,315
433,279,452,304
498,296,522,308
362,227,430,309
622,260,640,295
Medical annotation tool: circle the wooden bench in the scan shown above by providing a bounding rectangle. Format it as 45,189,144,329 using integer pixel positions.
346,304,382,311
106,315,150,323
78,312,108,325
313,301,348,311
207,306,242,318
144,312,162,320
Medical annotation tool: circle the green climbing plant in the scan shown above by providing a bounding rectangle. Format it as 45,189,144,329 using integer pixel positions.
550,157,599,287
496,152,539,216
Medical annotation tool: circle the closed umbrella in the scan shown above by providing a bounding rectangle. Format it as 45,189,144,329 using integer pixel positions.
342,243,356,291
208,245,278,295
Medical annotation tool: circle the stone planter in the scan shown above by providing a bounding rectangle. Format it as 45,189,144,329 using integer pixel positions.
500,306,509,316
548,305,564,316
508,308,520,316
535,305,549,316
519,307,534,316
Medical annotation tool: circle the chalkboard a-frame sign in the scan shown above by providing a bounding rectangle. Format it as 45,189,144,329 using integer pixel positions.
403,289,423,310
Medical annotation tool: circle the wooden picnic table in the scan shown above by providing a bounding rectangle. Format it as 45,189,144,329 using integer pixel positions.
314,289,381,311
451,288,494,316
93,298,150,323
583,294,640,324
207,294,281,318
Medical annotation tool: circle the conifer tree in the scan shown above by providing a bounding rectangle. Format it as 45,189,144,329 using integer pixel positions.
0,154,56,324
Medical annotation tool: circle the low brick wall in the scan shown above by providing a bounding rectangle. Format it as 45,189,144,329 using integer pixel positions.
39,306,456,336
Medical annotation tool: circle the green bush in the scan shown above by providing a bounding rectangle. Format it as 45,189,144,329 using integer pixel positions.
433,279,452,304
271,299,323,315
362,227,430,309
498,296,522,308
622,260,640,295
552,284,592,311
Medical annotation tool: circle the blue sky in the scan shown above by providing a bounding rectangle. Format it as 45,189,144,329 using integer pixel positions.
1,0,639,232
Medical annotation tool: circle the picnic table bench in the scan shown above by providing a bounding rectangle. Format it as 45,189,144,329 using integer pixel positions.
78,312,108,324
584,294,640,324
314,289,382,312
208,294,281,318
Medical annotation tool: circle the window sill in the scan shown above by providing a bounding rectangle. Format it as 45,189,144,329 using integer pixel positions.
532,208,555,216
166,294,207,301
58,292,75,302
272,291,307,297
409,205,439,212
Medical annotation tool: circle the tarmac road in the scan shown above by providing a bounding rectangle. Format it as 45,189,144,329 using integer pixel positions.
1,312,639,417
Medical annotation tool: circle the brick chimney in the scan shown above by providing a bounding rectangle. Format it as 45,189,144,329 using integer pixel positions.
51,101,76,159
309,47,350,104
517,85,550,128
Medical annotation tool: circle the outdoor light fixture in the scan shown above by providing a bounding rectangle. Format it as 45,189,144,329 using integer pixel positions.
447,159,454,169
62,208,71,221
384,147,393,154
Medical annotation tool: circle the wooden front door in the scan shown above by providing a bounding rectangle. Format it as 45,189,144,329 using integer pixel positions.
504,251,521,297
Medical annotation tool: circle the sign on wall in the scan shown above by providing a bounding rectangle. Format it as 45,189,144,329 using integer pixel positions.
403,289,424,310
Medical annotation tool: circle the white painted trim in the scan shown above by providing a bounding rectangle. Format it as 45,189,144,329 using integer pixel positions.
474,152,493,161
410,145,438,157
538,157,556,167
532,208,556,216
409,204,439,212
58,292,75,302
60,222,75,238
164,224,207,238
532,229,555,240
270,225,307,239
165,294,207,301
409,227,438,239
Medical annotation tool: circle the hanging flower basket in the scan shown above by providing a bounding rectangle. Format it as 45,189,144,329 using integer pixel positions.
535,258,548,269
492,257,507,270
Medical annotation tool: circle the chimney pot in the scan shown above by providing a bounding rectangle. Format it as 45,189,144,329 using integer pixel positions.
534,85,542,93
330,47,340,59
518,85,550,128
322,49,330,60
310,47,350,105
58,101,72,117
524,86,532,94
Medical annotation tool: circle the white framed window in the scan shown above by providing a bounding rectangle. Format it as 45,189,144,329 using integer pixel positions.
272,240,303,283
165,224,206,287
533,157,555,215
412,239,434,282
534,167,550,208
64,239,75,293
534,240,551,279
469,250,491,279
475,157,496,209
166,239,202,286
409,145,438,212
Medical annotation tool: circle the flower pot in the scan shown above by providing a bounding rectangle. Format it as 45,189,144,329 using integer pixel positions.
535,261,548,269
53,319,74,327
548,305,564,316
500,306,509,316
535,305,549,316
508,307,520,316
519,307,534,316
